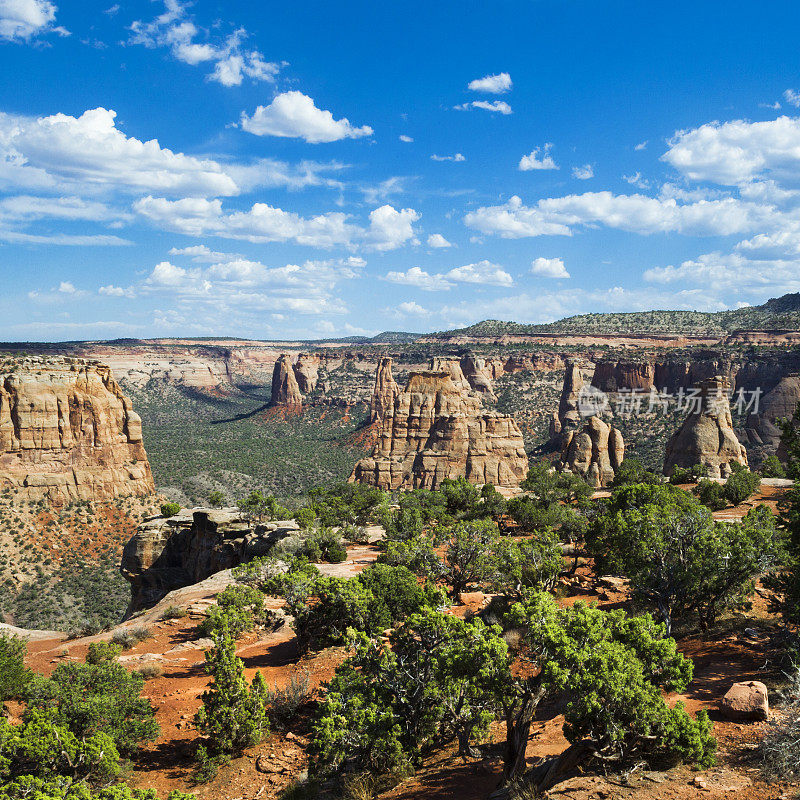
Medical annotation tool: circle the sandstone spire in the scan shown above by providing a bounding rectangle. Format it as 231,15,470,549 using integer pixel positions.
293,353,320,394
271,354,303,407
369,357,399,423
664,376,748,478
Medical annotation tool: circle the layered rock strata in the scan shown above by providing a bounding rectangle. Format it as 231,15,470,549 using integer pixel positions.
0,357,154,502
369,357,400,423
271,354,303,407
459,352,496,397
121,508,299,611
293,353,320,394
350,369,528,490
663,376,749,478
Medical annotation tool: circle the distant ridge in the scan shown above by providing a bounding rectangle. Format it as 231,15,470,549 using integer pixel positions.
430,292,800,338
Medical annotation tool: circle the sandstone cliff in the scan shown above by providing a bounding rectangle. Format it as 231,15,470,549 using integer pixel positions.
459,352,496,397
0,357,154,502
369,357,399,424
350,369,528,490
271,354,304,407
293,353,320,394
663,376,749,478
121,508,299,612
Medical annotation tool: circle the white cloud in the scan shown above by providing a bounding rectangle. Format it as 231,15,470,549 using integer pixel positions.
431,153,466,162
168,244,239,262
99,284,130,297
240,91,373,143
399,134,414,143
662,116,800,185
129,0,278,87
0,0,66,41
427,233,452,248
634,141,648,151
385,266,452,291
622,172,650,189
365,205,420,251
531,256,569,279
464,191,784,239
58,280,77,294
784,89,800,108
519,144,558,171
397,300,429,315
0,107,239,197
445,260,513,287
454,100,512,115
467,72,512,94
0,195,123,222
572,164,594,180
0,231,131,245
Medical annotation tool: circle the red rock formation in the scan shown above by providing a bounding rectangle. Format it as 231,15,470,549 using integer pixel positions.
351,369,528,490
459,352,496,397
0,356,154,502
663,376,748,478
293,353,320,394
430,357,471,391
270,354,303,407
369,357,399,424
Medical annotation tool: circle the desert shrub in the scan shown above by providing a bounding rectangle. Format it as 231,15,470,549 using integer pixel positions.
25,656,159,755
309,483,386,527
760,455,786,478
0,777,195,799
264,670,312,726
443,519,501,598
358,563,446,621
694,479,727,510
669,464,708,485
301,527,347,563
110,626,151,650
724,466,761,505
522,462,593,506
85,641,123,665
611,459,662,487
492,530,564,597
377,535,444,578
135,663,164,680
295,507,316,530
506,497,573,533
194,622,269,760
0,633,31,707
161,604,187,620
160,502,181,518
238,490,289,523
760,668,800,780
200,584,269,639
208,490,226,508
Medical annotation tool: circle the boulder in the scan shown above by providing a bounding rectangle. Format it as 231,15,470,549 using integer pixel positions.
0,356,154,502
369,357,399,424
270,354,303,407
664,376,749,478
350,369,528,490
719,681,769,721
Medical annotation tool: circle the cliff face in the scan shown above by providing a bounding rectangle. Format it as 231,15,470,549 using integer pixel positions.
0,357,154,502
663,376,749,478
293,353,320,394
350,370,528,490
121,508,298,612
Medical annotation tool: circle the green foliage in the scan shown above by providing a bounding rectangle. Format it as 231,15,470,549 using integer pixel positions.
492,530,564,597
300,527,347,563
310,611,510,775
26,656,159,755
503,593,715,777
0,634,31,707
208,490,226,508
238,490,286,523
160,502,181,518
444,520,501,598
85,641,123,665
295,507,316,530
377,535,445,578
0,777,195,800
759,454,786,478
723,467,761,505
695,479,727,510
200,584,269,639
358,564,447,621
588,488,783,632
506,497,581,534
521,462,592,507
780,402,800,481
610,459,662,487
194,622,269,758
308,483,386,527
669,464,708,484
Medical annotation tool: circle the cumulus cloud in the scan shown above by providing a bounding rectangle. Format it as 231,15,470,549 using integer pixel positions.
464,191,786,239
446,260,512,286
467,72,512,94
784,89,800,108
430,153,466,162
427,233,452,248
135,196,419,251
622,172,650,189
635,141,648,151
0,0,66,41
531,256,569,279
663,116,800,185
240,91,373,143
454,100,512,115
397,300,429,315
385,267,452,291
572,164,594,180
519,144,558,171
0,107,239,197
399,134,414,143
129,0,277,87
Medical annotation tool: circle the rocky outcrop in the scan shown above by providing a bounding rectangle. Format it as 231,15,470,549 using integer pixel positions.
350,369,528,490
744,374,800,454
459,352,495,397
664,376,749,478
719,681,769,721
121,508,299,612
0,356,154,502
293,353,320,394
560,417,624,488
553,363,623,487
430,358,471,392
369,357,399,424
271,354,303,407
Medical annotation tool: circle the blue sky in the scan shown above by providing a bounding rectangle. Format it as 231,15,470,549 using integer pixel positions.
2,0,800,341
